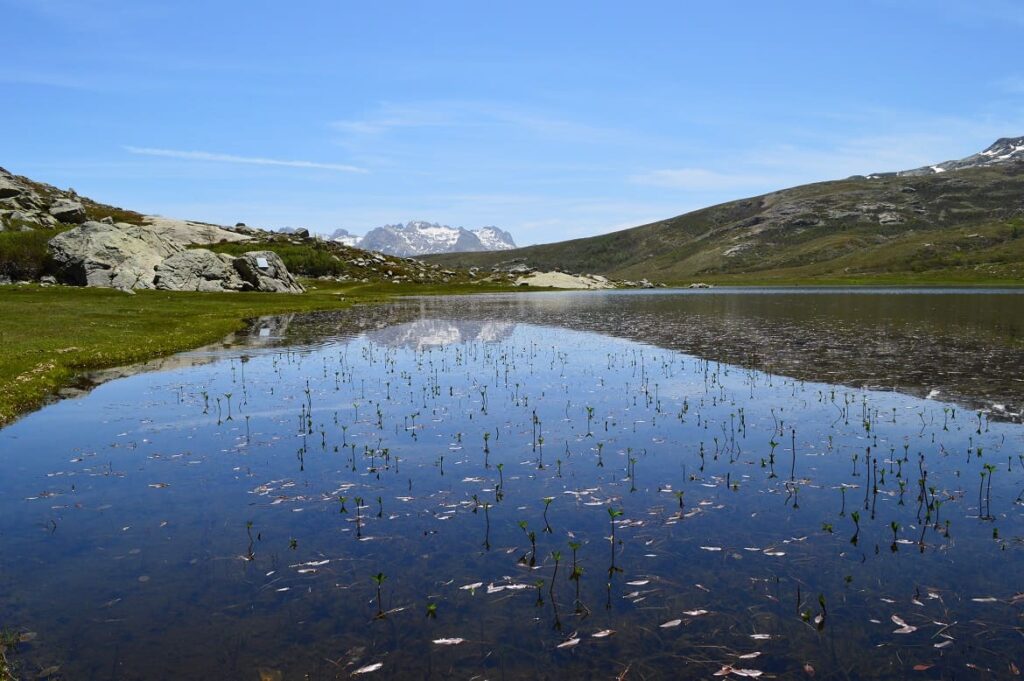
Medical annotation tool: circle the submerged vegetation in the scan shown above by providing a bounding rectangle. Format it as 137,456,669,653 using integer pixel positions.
1,292,1022,677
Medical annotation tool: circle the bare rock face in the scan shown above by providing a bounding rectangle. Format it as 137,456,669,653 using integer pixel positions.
153,249,250,292
48,198,87,224
233,251,305,293
48,221,181,289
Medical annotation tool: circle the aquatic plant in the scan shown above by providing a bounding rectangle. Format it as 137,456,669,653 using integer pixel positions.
542,497,554,533
372,572,387,617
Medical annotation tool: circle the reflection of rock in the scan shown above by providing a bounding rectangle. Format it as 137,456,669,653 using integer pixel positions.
365,319,516,349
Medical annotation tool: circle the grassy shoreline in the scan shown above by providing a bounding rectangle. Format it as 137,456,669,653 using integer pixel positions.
2,275,1021,427
0,280,513,427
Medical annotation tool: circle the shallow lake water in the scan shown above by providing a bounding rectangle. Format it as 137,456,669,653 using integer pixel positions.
1,289,1023,679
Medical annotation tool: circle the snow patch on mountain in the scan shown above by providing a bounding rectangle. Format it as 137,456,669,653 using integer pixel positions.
329,221,516,256
888,136,1024,177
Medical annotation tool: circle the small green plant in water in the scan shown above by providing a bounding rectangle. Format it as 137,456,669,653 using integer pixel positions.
373,572,387,618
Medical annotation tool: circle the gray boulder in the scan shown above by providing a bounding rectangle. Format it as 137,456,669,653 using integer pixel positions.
233,251,305,293
154,249,250,292
0,175,23,199
49,199,87,224
49,221,181,289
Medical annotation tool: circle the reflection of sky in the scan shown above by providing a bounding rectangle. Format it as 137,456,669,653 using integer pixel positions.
1,304,1024,678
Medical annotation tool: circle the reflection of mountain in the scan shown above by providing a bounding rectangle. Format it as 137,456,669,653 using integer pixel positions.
365,319,516,350
335,291,1024,421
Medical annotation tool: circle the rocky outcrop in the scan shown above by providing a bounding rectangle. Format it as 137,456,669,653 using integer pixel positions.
514,271,616,290
153,249,248,292
233,251,305,293
48,199,86,224
49,223,305,293
49,221,182,289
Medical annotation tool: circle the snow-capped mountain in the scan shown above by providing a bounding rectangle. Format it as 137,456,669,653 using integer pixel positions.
890,136,1024,177
328,227,360,247
329,221,516,257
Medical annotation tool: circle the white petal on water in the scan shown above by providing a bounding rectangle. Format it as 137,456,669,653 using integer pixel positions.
592,629,614,638
683,609,709,616
700,546,722,551
556,637,580,649
626,579,650,586
352,662,383,674
460,582,484,592
660,619,682,628
432,638,465,646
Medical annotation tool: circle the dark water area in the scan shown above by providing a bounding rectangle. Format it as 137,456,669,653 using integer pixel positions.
1,289,1022,679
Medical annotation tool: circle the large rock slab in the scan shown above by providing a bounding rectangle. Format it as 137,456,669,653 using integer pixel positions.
233,251,305,293
48,198,87,224
135,216,253,248
49,221,181,289
154,249,250,292
514,271,616,290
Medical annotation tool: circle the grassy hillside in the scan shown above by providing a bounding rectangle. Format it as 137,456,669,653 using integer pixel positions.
423,164,1024,284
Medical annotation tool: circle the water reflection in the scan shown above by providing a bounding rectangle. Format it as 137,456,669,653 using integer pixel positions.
344,289,1024,420
0,289,1021,680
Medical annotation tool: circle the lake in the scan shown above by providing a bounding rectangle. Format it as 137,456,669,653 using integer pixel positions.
1,289,1022,679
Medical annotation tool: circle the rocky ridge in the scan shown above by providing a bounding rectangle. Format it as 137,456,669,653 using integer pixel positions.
331,221,516,256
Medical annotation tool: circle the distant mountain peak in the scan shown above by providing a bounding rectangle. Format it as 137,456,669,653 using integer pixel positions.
330,220,516,256
889,136,1024,177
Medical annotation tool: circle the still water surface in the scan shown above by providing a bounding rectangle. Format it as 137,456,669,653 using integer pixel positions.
1,289,1022,679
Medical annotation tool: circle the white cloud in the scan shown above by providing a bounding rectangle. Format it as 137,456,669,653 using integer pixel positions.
123,146,366,173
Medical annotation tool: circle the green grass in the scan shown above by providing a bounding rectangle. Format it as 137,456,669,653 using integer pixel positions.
0,227,70,281
0,280,514,426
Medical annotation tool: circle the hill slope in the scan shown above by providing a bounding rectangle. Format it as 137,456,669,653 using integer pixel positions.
423,138,1024,283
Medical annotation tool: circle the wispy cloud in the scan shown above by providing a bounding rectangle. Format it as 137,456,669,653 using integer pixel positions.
332,100,634,145
124,146,366,173
630,168,772,191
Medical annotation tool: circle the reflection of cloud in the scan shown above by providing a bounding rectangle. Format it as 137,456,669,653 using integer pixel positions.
365,319,516,350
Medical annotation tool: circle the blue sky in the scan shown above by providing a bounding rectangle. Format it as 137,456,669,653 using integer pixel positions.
4,1,1024,245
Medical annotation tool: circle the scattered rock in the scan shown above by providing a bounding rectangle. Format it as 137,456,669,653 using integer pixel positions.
48,198,87,224
0,175,24,199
